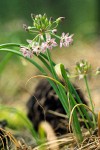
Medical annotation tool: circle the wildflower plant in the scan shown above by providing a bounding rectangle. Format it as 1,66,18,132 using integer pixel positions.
75,60,96,128
0,14,97,144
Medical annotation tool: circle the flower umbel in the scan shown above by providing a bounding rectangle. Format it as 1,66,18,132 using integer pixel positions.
20,14,73,58
75,60,91,79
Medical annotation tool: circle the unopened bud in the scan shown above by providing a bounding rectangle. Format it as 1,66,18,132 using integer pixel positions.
31,13,35,19
45,18,49,26
23,24,28,31
59,17,65,21
49,17,53,22
39,14,42,19
52,29,57,34
56,17,65,24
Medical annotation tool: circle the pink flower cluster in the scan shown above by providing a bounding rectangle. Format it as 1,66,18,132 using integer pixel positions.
41,38,58,52
60,33,74,48
20,46,33,58
20,33,73,58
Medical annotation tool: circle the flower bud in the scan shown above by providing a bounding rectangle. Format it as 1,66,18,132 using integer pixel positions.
31,13,35,19
43,13,47,20
41,24,45,29
52,29,57,34
49,17,53,22
23,24,28,31
55,63,63,81
45,18,49,26
39,14,42,19
56,17,65,24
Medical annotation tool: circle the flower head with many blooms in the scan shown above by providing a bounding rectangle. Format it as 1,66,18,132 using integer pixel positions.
75,59,91,80
20,14,74,58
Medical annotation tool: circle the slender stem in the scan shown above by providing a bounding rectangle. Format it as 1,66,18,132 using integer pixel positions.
51,33,61,39
84,75,96,128
47,78,69,115
45,49,70,115
40,53,56,66
60,64,92,132
40,53,70,114
36,54,52,72
42,34,57,77
42,33,69,115
46,49,58,79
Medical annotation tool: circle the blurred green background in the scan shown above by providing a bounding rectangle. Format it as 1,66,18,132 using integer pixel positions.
0,0,99,43
0,0,100,111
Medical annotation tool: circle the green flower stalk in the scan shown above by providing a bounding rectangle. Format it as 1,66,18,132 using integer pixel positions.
75,59,96,128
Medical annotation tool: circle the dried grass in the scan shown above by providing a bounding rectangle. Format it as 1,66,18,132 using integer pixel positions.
33,131,100,150
0,127,100,150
